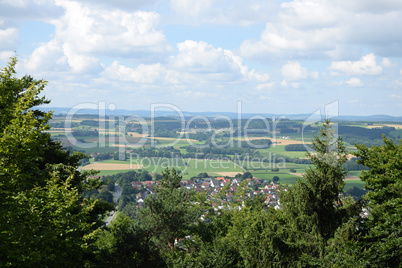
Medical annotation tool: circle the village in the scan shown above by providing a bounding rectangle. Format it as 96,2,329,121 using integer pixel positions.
130,176,282,211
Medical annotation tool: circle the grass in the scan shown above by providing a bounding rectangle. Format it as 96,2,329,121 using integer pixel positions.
281,132,316,141
257,146,308,159
181,159,242,179
97,170,133,176
73,146,121,154
240,160,309,171
347,170,363,177
344,180,365,191
251,172,300,184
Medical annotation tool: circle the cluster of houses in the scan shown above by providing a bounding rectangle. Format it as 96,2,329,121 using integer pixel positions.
130,176,282,210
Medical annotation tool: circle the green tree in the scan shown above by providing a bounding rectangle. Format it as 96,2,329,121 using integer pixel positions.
242,171,253,180
227,196,283,267
107,181,115,191
154,173,163,181
92,213,164,267
140,168,195,257
353,136,402,267
197,172,209,178
138,170,152,181
0,58,112,266
98,189,114,203
278,120,357,265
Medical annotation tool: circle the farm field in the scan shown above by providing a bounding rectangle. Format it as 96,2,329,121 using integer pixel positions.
87,158,243,180
366,124,402,129
344,180,365,191
46,115,391,189
82,163,143,171
258,145,309,159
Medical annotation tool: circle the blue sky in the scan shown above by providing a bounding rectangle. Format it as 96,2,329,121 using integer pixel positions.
1,0,402,116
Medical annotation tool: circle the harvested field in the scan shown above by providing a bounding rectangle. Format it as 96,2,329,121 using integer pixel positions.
111,143,143,148
235,136,271,141
367,124,402,129
301,153,355,160
45,128,72,133
127,132,149,137
98,131,121,135
112,144,129,147
82,163,143,170
152,137,199,142
344,175,360,181
45,130,67,133
272,139,306,145
215,171,243,177
293,173,304,177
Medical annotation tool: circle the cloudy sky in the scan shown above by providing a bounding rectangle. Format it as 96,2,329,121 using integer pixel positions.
1,0,402,116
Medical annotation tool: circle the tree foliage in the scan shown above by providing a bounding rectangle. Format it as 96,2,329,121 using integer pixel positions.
0,58,112,266
140,168,195,256
353,136,402,267
279,120,353,260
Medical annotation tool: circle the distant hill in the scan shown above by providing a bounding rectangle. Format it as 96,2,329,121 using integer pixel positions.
38,107,402,122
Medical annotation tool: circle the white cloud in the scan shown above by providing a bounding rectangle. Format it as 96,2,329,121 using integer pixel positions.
53,0,170,57
280,0,339,29
257,82,274,90
0,0,28,8
102,61,166,84
281,61,308,80
391,80,402,88
342,0,402,14
22,40,68,72
381,57,392,67
281,61,318,82
329,53,382,76
390,94,401,99
17,0,172,75
291,82,300,88
62,44,102,74
0,0,63,20
168,0,279,25
0,50,14,62
181,90,216,98
3,0,401,115
99,40,270,97
170,0,213,19
280,79,300,89
239,0,402,59
240,22,338,59
171,40,269,83
0,25,18,50
258,95,272,101
345,77,364,87
81,0,159,10
21,39,102,75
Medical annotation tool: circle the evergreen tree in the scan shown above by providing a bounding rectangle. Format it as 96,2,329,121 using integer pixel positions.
353,136,402,267
279,120,353,263
92,213,164,268
140,168,195,257
0,58,112,266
